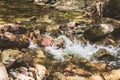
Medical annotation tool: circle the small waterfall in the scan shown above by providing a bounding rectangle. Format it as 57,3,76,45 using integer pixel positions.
45,35,119,61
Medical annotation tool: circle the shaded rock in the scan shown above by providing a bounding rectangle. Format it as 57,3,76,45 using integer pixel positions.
12,54,34,68
0,32,30,49
103,0,120,20
1,23,27,34
83,24,114,42
0,63,9,80
92,48,115,61
1,49,23,68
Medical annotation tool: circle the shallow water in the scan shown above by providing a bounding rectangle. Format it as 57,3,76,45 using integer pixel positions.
0,0,86,24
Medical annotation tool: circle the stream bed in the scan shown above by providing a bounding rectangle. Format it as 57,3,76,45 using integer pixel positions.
0,0,120,80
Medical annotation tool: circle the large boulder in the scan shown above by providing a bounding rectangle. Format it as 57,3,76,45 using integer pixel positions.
0,32,29,49
83,24,114,42
103,0,120,20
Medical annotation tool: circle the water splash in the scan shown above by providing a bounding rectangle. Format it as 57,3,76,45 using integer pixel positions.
28,38,38,49
45,35,119,61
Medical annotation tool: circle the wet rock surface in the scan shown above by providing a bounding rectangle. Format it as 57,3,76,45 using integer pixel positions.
0,21,119,80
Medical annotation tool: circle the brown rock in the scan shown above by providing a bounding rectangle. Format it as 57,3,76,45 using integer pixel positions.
83,24,114,42
102,69,120,80
0,32,29,49
4,23,27,34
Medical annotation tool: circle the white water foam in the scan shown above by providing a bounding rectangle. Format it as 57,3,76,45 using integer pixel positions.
45,35,119,61
28,38,38,49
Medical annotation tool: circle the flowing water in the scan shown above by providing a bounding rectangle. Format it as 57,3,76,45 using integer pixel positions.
45,35,120,61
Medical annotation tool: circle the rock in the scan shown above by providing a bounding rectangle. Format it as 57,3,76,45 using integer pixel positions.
34,48,46,58
10,72,35,80
103,18,120,39
90,74,103,80
100,24,114,34
41,36,53,46
102,69,120,80
59,22,77,31
103,0,120,20
18,67,28,75
66,22,76,28
52,72,66,80
12,54,34,68
1,23,27,34
71,68,91,77
83,24,114,42
0,32,30,49
33,49,46,63
66,76,88,80
0,63,9,80
1,49,23,68
34,64,46,80
9,64,46,80
92,48,115,61
46,24,59,32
